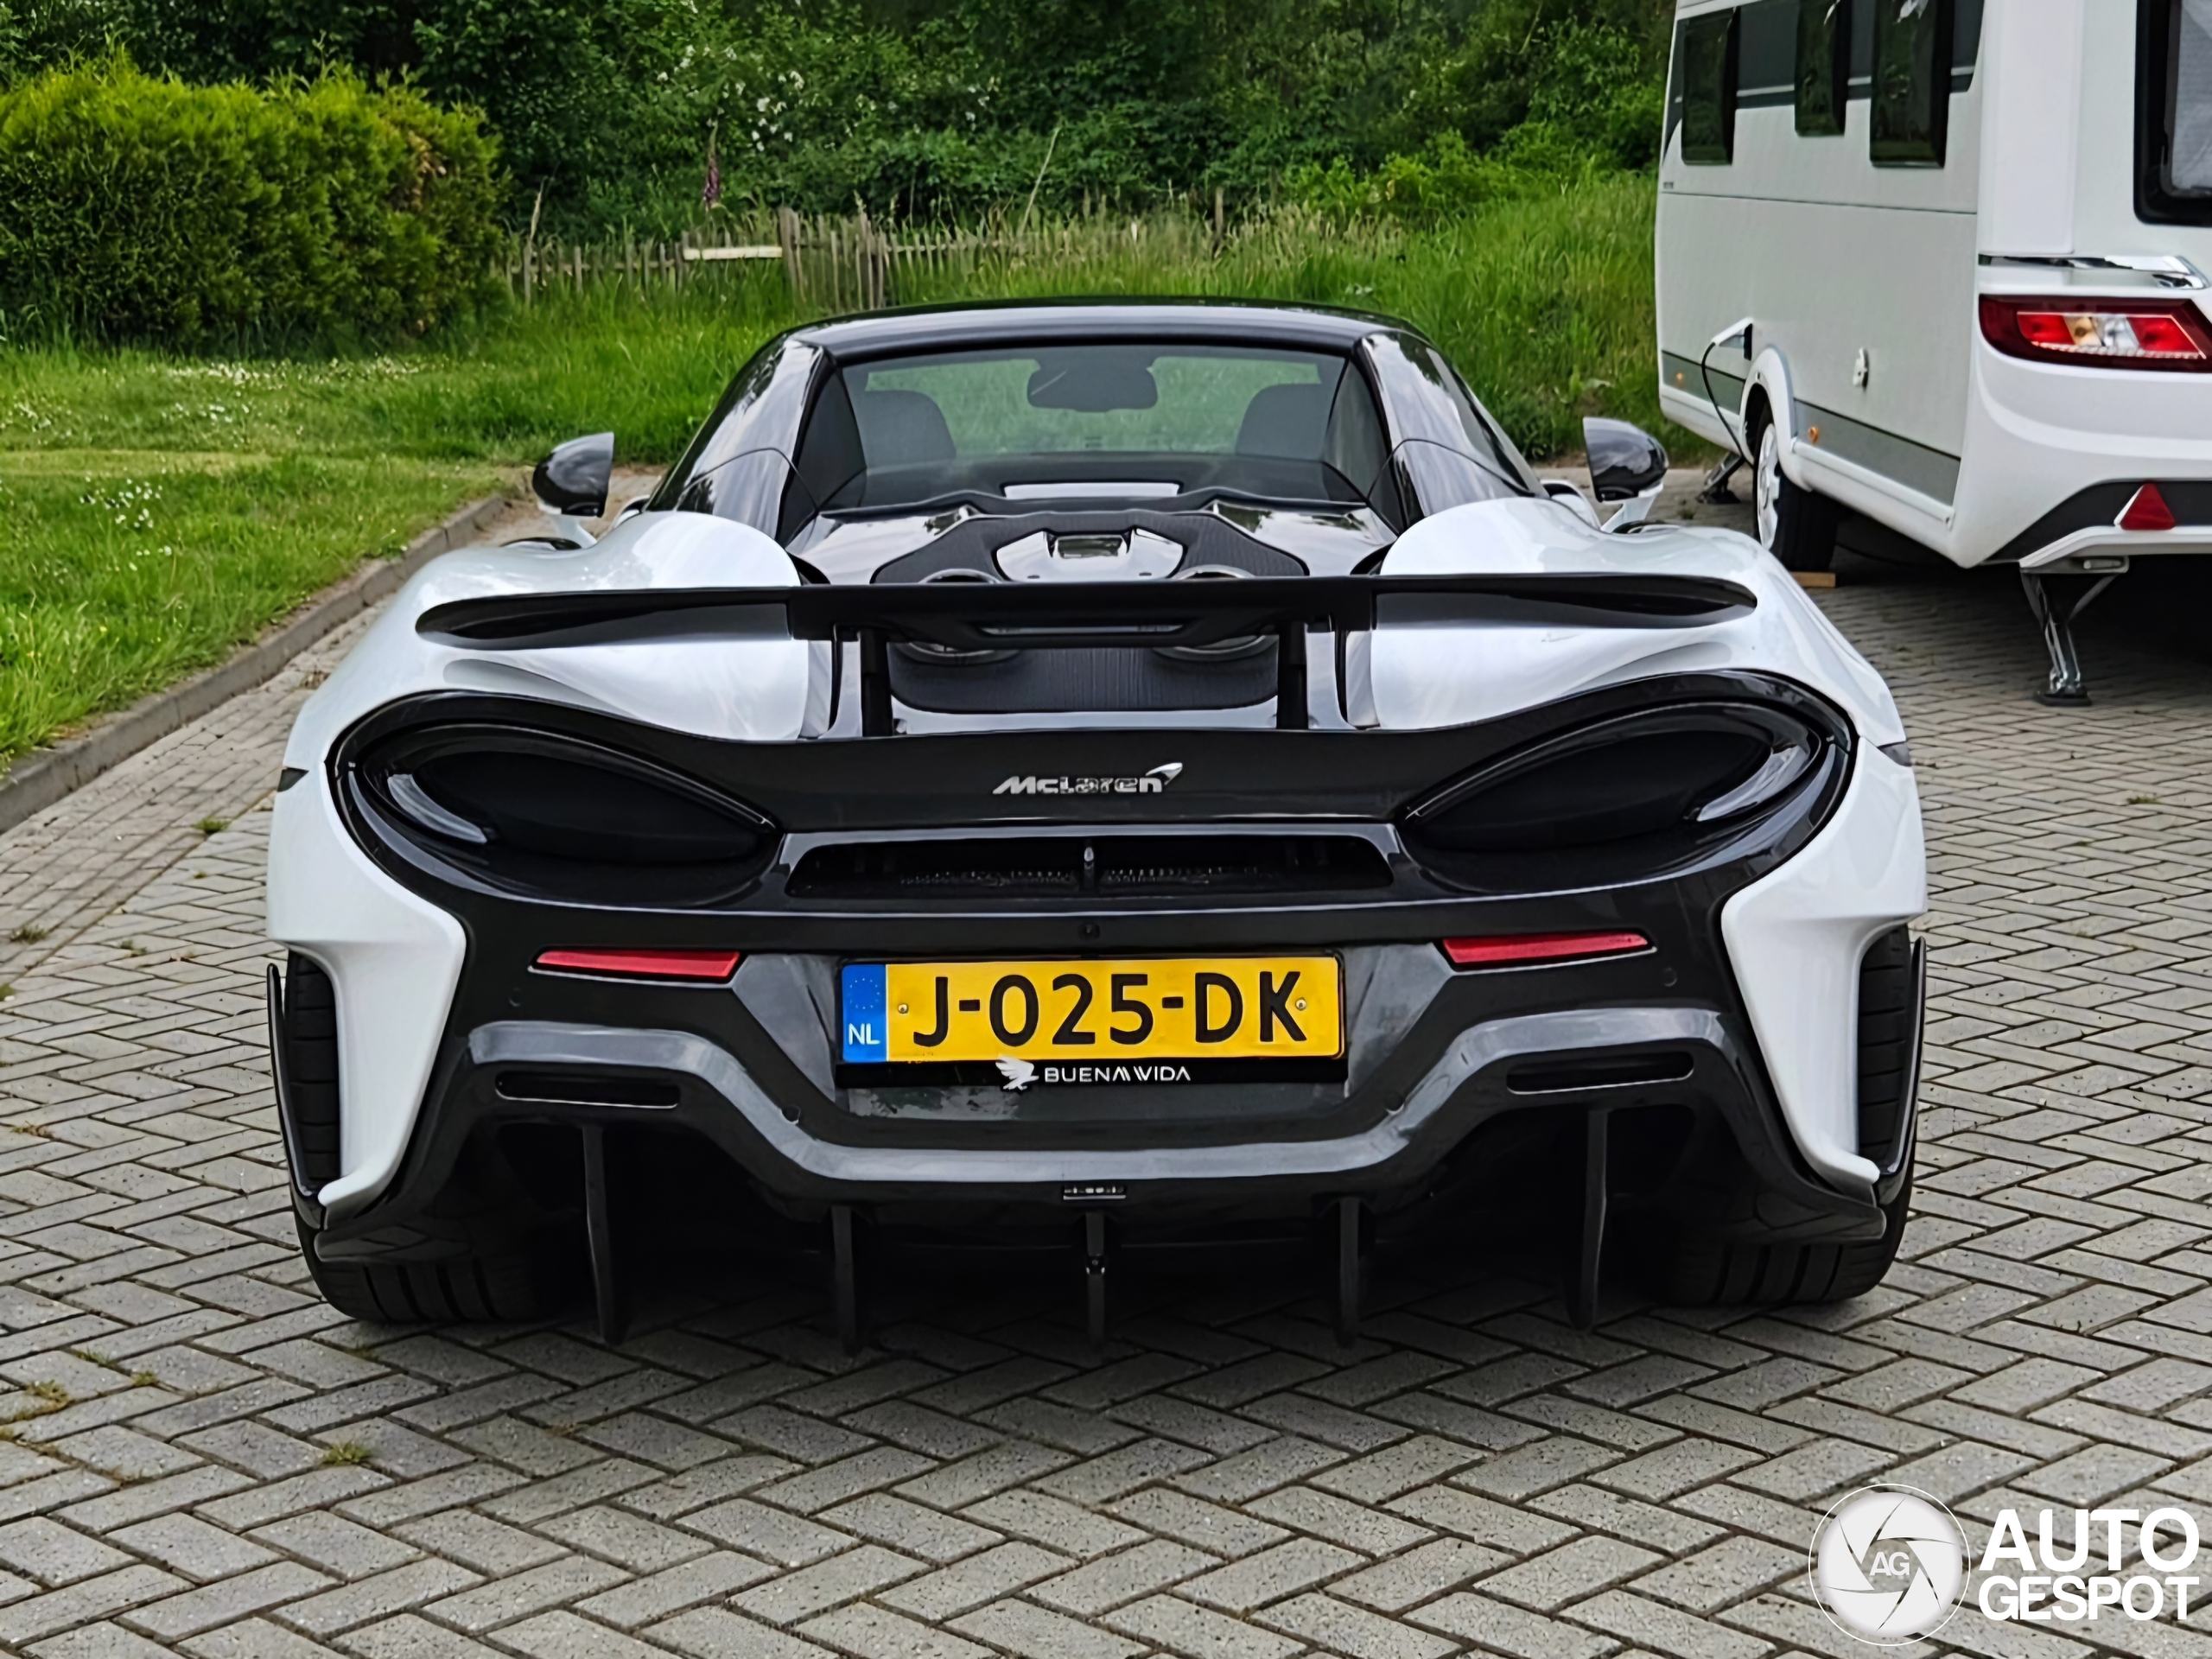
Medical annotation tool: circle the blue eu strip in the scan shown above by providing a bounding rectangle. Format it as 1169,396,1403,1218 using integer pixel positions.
841,963,887,1063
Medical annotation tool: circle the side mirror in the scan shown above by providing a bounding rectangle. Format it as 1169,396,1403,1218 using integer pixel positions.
533,431,614,518
1585,417,1669,502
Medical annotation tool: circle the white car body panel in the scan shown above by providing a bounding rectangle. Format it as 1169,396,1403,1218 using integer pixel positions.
267,778,467,1216
1721,747,1925,1192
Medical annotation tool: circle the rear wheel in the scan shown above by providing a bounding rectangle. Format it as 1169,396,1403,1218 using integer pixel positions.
1751,408,1838,573
296,1211,548,1324
1653,1162,1911,1306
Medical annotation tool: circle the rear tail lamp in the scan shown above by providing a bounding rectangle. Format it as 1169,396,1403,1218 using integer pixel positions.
1441,931,1650,969
534,948,741,982
1980,296,2212,371
348,723,779,905
399,745,766,864
1399,702,1837,892
363,728,774,867
1402,706,1821,857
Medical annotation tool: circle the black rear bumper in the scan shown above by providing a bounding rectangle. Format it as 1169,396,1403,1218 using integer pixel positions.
302,965,1904,1269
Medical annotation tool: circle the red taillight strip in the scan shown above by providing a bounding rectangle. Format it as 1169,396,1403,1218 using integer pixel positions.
533,948,742,982
1440,931,1651,969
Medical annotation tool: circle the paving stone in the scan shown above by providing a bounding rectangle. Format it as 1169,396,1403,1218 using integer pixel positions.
681,1497,855,1567
1479,1532,1665,1611
331,1611,507,1657
1255,1591,1459,1659
1567,1588,1770,1659
1247,1484,1433,1554
110,1515,279,1583
420,1555,629,1631
179,1618,350,1658
471,1611,665,1659
729,1542,925,1624
1179,1535,1365,1611
1106,1488,1289,1557
273,1559,481,1636
645,1607,839,1658
1331,1535,1509,1612
1630,1534,1802,1614
124,1564,336,1641
1408,1591,1614,1659
0,1517,130,1585
879,1541,1073,1621
572,1551,772,1628
817,1491,999,1561
959,1489,1144,1560
1096,1593,1288,1659
796,1600,993,1659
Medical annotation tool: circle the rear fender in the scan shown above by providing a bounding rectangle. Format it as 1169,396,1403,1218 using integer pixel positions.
1739,348,1808,488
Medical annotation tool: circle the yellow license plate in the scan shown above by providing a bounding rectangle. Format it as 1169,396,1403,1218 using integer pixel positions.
840,957,1342,1065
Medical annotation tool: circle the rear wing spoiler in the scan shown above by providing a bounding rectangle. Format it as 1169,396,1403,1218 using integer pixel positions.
417,573,1757,735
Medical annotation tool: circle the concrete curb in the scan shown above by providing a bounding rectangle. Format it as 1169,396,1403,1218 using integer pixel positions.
0,493,508,837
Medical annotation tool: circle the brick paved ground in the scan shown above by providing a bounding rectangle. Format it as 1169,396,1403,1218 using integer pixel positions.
3,505,2212,1659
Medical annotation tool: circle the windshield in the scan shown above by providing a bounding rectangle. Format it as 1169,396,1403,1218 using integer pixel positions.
810,343,1394,511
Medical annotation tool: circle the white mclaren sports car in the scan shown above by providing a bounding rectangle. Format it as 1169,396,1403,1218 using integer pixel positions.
264,301,1925,1344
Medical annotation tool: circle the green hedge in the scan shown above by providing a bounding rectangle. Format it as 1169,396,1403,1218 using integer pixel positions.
0,58,505,346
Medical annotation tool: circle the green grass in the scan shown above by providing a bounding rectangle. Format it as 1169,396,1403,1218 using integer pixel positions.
0,177,1675,771
0,268,792,768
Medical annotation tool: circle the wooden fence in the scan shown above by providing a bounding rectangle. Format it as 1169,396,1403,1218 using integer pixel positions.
500,202,1243,312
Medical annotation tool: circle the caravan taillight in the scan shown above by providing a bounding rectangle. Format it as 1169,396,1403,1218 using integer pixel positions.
1980,296,2212,372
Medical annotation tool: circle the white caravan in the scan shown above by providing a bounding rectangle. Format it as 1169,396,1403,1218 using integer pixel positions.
1656,0,2212,701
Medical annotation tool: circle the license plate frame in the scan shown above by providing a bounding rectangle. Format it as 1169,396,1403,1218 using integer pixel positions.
836,954,1344,1088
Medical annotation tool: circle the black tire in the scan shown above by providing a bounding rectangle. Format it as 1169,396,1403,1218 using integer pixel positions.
1751,405,1838,573
1656,1162,1911,1306
296,1211,548,1324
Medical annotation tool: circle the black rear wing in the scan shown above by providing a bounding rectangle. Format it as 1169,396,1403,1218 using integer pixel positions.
416,573,1757,735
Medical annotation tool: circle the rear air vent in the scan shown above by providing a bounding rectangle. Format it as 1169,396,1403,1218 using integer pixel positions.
1856,926,1920,1168
787,835,1390,899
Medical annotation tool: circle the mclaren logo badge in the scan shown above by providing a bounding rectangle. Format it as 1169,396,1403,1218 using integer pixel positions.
993,762,1183,797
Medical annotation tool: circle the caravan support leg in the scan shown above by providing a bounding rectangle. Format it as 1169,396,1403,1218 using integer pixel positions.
2020,569,2118,705
1698,453,1745,505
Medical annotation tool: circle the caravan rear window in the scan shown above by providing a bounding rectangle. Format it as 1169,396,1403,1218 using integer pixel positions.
1678,10,1739,164
1870,0,1953,165
2139,0,2212,222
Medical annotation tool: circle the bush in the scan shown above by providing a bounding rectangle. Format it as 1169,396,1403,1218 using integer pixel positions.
0,56,504,346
